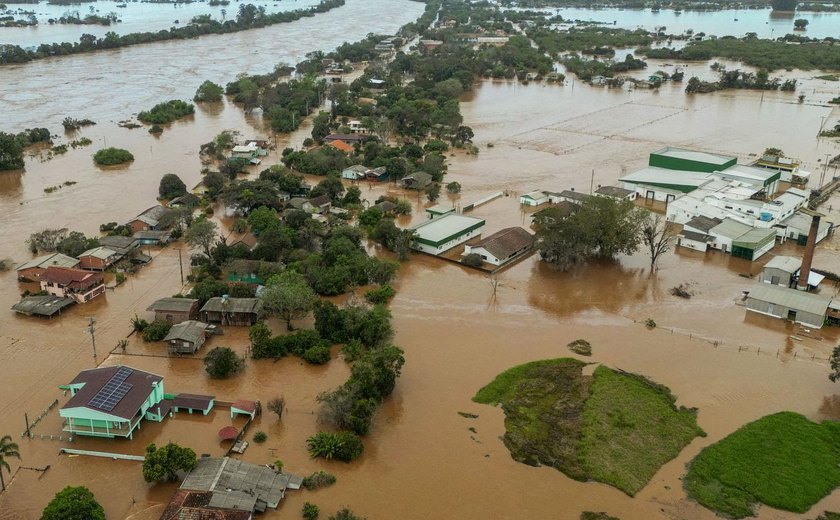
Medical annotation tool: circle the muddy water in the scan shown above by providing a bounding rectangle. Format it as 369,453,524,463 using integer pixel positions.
3,10,840,520
0,0,322,47
0,0,425,132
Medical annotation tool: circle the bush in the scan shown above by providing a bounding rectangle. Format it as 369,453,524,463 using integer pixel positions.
329,509,365,520
461,253,484,267
115,272,126,285
253,431,267,443
302,502,320,520
142,320,172,341
306,431,364,462
149,124,163,134
302,471,337,490
303,344,332,365
194,80,224,102
204,346,243,378
138,100,194,124
446,181,462,193
93,147,134,165
364,284,395,305
567,339,592,356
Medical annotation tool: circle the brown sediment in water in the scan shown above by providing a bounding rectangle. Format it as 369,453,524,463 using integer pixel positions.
3,10,840,518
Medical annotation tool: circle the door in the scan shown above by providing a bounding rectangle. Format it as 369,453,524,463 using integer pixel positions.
645,190,654,200
666,194,675,204
787,310,797,321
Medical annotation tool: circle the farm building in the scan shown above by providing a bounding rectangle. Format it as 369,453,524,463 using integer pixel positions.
745,283,831,329
462,227,534,267
59,365,166,439
409,213,485,255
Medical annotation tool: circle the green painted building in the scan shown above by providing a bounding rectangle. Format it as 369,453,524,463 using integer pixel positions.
731,227,777,261
649,147,737,173
60,366,166,439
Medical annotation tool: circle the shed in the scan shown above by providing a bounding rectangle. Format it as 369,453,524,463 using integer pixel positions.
745,283,831,329
732,227,776,261
172,393,215,415
366,166,388,182
462,227,534,266
426,203,454,219
134,230,172,245
230,400,258,419
147,298,200,323
760,256,801,287
11,295,75,318
342,164,369,180
163,320,209,354
201,297,262,326
595,185,636,201
519,190,548,207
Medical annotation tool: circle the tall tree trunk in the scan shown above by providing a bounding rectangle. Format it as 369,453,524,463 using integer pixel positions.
1,468,6,492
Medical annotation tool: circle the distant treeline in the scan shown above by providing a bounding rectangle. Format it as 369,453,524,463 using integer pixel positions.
0,0,345,65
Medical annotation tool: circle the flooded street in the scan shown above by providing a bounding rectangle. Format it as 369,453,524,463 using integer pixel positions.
2,3,840,519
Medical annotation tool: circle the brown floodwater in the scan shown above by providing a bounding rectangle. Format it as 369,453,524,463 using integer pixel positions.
3,19,840,519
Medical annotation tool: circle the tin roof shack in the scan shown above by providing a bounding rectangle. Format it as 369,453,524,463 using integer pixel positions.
401,171,433,190
519,190,549,207
128,205,168,234
78,246,121,271
159,489,252,520
731,227,777,261
201,297,263,326
40,267,105,304
16,253,80,282
59,366,166,439
462,227,535,267
745,283,831,329
410,214,485,255
147,297,200,323
179,457,302,513
163,320,209,354
342,164,370,180
11,295,75,318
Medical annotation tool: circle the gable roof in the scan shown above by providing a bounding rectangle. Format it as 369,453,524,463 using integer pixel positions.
308,194,332,207
169,193,200,207
764,255,801,273
327,140,355,153
404,171,433,184
132,205,167,226
344,164,369,173
225,232,258,250
147,297,199,313
201,297,262,315
41,267,103,288
685,215,723,233
79,246,119,260
747,283,831,316
62,365,163,420
163,320,208,344
172,393,215,411
98,235,139,253
558,190,590,203
472,227,534,259
159,489,251,520
16,252,80,271
595,185,634,198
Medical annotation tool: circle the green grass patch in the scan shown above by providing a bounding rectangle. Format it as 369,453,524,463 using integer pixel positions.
685,412,840,518
581,366,705,495
474,359,703,495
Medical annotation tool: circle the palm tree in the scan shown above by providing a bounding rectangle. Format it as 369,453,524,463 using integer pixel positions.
0,435,21,492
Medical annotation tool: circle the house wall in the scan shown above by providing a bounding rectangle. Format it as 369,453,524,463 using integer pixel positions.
129,220,150,234
746,298,825,328
79,256,110,271
413,227,483,255
676,236,709,252
624,184,682,203
760,267,794,287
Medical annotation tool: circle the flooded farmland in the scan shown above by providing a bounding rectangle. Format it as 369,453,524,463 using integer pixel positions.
2,1,840,519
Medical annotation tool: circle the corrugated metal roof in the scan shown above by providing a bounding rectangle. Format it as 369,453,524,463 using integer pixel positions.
734,227,776,246
710,218,752,240
653,147,735,165
764,256,801,273
619,166,711,187
747,283,831,316
16,252,80,271
410,214,485,243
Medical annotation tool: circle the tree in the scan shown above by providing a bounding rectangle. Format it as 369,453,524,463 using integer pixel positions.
142,442,197,483
185,218,218,258
247,206,279,235
0,434,20,492
268,396,286,419
771,0,797,11
194,80,224,102
159,173,187,200
829,345,840,382
446,181,461,194
0,132,24,170
455,125,474,144
641,213,678,270
425,183,441,202
794,18,809,29
203,171,226,198
260,271,317,330
204,346,243,378
93,147,134,165
329,509,366,520
312,111,331,143
27,228,69,253
41,486,105,520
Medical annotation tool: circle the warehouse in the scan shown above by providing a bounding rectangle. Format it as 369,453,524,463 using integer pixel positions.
745,283,831,329
409,213,485,255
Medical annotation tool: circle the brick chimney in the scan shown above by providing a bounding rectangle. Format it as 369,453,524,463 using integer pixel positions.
797,214,821,291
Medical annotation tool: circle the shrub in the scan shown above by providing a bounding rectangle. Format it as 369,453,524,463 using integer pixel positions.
567,339,592,356
302,502,320,520
93,147,134,165
149,125,163,134
306,431,364,462
115,272,126,285
328,509,365,520
142,320,172,341
446,181,462,193
645,318,657,329
131,314,149,332
194,80,224,102
461,253,484,267
302,471,337,490
253,431,267,443
303,344,332,365
204,346,243,378
138,100,194,124
364,284,395,305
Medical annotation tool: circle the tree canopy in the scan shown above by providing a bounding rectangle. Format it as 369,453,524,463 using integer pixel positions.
142,442,196,483
0,132,24,170
260,271,317,330
194,80,224,102
204,346,243,378
159,173,187,200
41,486,105,520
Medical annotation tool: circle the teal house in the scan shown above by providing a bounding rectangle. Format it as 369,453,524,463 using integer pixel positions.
60,366,166,439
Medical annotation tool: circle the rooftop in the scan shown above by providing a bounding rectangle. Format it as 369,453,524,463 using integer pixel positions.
684,215,722,233
426,203,454,215
734,227,776,245
718,164,780,182
41,266,103,288
308,194,332,207
159,489,252,520
172,393,215,411
11,295,75,317
710,218,752,240
79,246,119,260
327,140,355,153
16,252,79,272
163,320,209,344
410,213,486,244
652,147,736,166
471,227,534,259
620,166,711,188
595,185,634,198
747,283,831,316
764,255,801,273
521,190,547,200
98,235,139,252
62,366,163,420
201,297,262,315
147,297,199,313
680,230,712,243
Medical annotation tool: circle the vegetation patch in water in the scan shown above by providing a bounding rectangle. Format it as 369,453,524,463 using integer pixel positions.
138,99,194,124
685,412,840,518
474,358,703,496
93,147,133,165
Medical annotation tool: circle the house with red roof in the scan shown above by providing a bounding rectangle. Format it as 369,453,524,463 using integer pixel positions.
40,266,105,303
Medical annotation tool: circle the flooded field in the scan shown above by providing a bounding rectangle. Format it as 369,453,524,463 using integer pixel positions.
0,0,322,47
2,3,840,519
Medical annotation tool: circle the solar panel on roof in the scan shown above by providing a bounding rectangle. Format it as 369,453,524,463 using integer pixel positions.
88,367,136,412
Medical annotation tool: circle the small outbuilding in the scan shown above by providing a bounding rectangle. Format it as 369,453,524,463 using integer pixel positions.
77,246,121,271
426,204,454,219
163,320,209,354
519,190,548,207
11,295,75,318
342,164,369,180
172,393,215,415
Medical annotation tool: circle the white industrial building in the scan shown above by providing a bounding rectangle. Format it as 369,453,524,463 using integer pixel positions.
409,213,486,255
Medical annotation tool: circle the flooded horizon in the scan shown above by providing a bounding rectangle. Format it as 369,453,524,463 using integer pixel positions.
2,1,840,519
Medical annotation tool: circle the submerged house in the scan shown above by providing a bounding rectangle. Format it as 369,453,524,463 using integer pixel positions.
40,267,105,304
519,190,548,207
401,171,433,190
16,253,80,282
341,164,369,180
163,320,209,354
200,297,263,326
159,489,252,520
147,297,200,323
462,227,534,267
77,246,121,271
59,366,166,439
128,205,168,234
409,213,485,255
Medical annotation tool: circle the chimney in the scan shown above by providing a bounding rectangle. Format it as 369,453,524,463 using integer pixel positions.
797,214,820,291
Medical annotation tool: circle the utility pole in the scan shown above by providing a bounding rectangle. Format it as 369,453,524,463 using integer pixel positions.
86,317,97,360
177,248,184,285
589,169,595,195
822,153,832,188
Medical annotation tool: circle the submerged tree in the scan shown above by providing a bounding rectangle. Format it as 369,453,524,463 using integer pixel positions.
185,218,218,259
0,434,20,492
142,442,196,483
0,132,24,171
41,486,105,520
642,213,679,270
260,271,317,330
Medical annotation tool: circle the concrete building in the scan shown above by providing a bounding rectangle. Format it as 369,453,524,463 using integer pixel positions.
16,253,80,282
745,283,831,328
462,227,534,266
40,266,105,304
546,190,589,205
760,256,801,287
426,204,455,219
409,213,485,255
59,366,166,439
731,227,777,261
519,190,549,206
